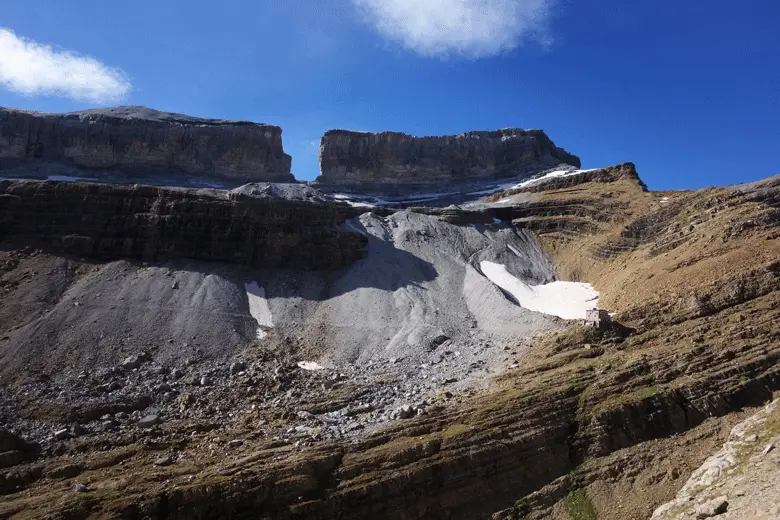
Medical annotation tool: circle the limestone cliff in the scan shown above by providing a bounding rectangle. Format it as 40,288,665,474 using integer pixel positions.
316,128,580,190
0,180,364,270
0,106,293,182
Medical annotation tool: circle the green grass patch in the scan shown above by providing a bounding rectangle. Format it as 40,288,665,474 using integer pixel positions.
563,488,598,520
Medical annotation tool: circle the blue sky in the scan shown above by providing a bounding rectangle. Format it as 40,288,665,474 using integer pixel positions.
1,0,778,189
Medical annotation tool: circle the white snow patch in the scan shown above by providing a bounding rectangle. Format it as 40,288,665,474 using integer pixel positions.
492,217,502,224
47,175,99,182
329,167,606,207
245,282,273,339
480,261,599,320
342,220,368,236
332,191,461,207
507,244,522,257
297,361,325,371
509,168,598,191
188,179,228,188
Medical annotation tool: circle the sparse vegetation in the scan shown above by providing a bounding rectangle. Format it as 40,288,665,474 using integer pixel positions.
563,488,598,520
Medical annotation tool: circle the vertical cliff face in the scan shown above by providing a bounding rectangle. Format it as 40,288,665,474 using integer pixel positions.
0,180,365,269
0,106,294,182
316,128,581,190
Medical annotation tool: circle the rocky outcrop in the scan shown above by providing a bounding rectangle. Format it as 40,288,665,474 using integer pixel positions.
0,180,365,270
0,106,293,182
0,429,39,470
316,128,580,191
652,399,780,519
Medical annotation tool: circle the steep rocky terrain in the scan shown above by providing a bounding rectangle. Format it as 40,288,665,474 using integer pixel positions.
316,128,580,193
652,398,780,519
0,106,293,183
0,139,778,518
0,179,364,270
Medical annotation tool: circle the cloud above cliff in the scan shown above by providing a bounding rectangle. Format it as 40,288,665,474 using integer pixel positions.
0,28,131,103
353,0,553,58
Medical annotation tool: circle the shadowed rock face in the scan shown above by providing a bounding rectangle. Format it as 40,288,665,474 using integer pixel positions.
0,180,365,270
316,128,581,190
0,106,293,182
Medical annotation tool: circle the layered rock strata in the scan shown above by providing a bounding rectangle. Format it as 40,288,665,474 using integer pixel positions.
316,128,580,192
0,106,293,182
0,167,778,519
0,180,365,270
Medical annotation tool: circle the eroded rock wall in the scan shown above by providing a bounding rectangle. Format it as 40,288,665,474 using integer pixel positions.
0,106,293,182
316,128,580,190
0,180,365,270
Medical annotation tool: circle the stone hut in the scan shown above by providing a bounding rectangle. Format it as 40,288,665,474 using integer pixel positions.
584,309,611,328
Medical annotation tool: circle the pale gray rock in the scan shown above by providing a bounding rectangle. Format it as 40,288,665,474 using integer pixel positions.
137,415,161,429
154,455,174,466
694,496,728,518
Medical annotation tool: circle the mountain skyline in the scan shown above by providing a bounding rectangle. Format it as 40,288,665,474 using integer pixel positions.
1,0,778,189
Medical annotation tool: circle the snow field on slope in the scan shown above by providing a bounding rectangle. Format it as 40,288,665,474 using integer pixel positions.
245,282,274,339
329,168,601,207
479,261,599,320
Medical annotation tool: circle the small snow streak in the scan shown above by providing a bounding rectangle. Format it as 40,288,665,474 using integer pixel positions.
245,282,273,339
0,28,131,103
353,0,553,58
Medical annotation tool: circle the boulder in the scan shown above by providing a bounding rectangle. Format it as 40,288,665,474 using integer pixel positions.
121,355,145,370
137,415,162,429
230,361,247,375
694,496,728,518
396,405,416,420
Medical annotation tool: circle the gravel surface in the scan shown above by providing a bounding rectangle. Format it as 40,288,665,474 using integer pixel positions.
0,209,571,447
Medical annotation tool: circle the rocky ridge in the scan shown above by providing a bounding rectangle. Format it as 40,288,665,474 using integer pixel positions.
316,128,580,193
0,106,294,183
0,179,365,270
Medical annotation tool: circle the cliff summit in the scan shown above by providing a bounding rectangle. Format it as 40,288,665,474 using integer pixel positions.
316,128,580,191
0,106,293,182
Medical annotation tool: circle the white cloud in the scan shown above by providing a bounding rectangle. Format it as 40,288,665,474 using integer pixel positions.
353,0,553,58
0,28,131,103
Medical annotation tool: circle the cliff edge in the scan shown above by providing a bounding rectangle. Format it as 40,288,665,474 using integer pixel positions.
0,106,294,182
316,128,580,192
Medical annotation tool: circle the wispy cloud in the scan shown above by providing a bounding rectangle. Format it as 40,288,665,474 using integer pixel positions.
0,28,131,103
353,0,553,58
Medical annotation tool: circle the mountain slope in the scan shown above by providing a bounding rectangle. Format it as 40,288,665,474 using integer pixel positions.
0,166,778,519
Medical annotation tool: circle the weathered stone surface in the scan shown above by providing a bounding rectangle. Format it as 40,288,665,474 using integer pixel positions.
694,496,728,518
0,429,39,469
0,179,367,270
0,106,293,182
137,415,161,429
316,128,580,191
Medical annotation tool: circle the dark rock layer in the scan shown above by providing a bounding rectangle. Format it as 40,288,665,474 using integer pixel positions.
316,128,580,191
0,106,293,182
0,180,365,270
